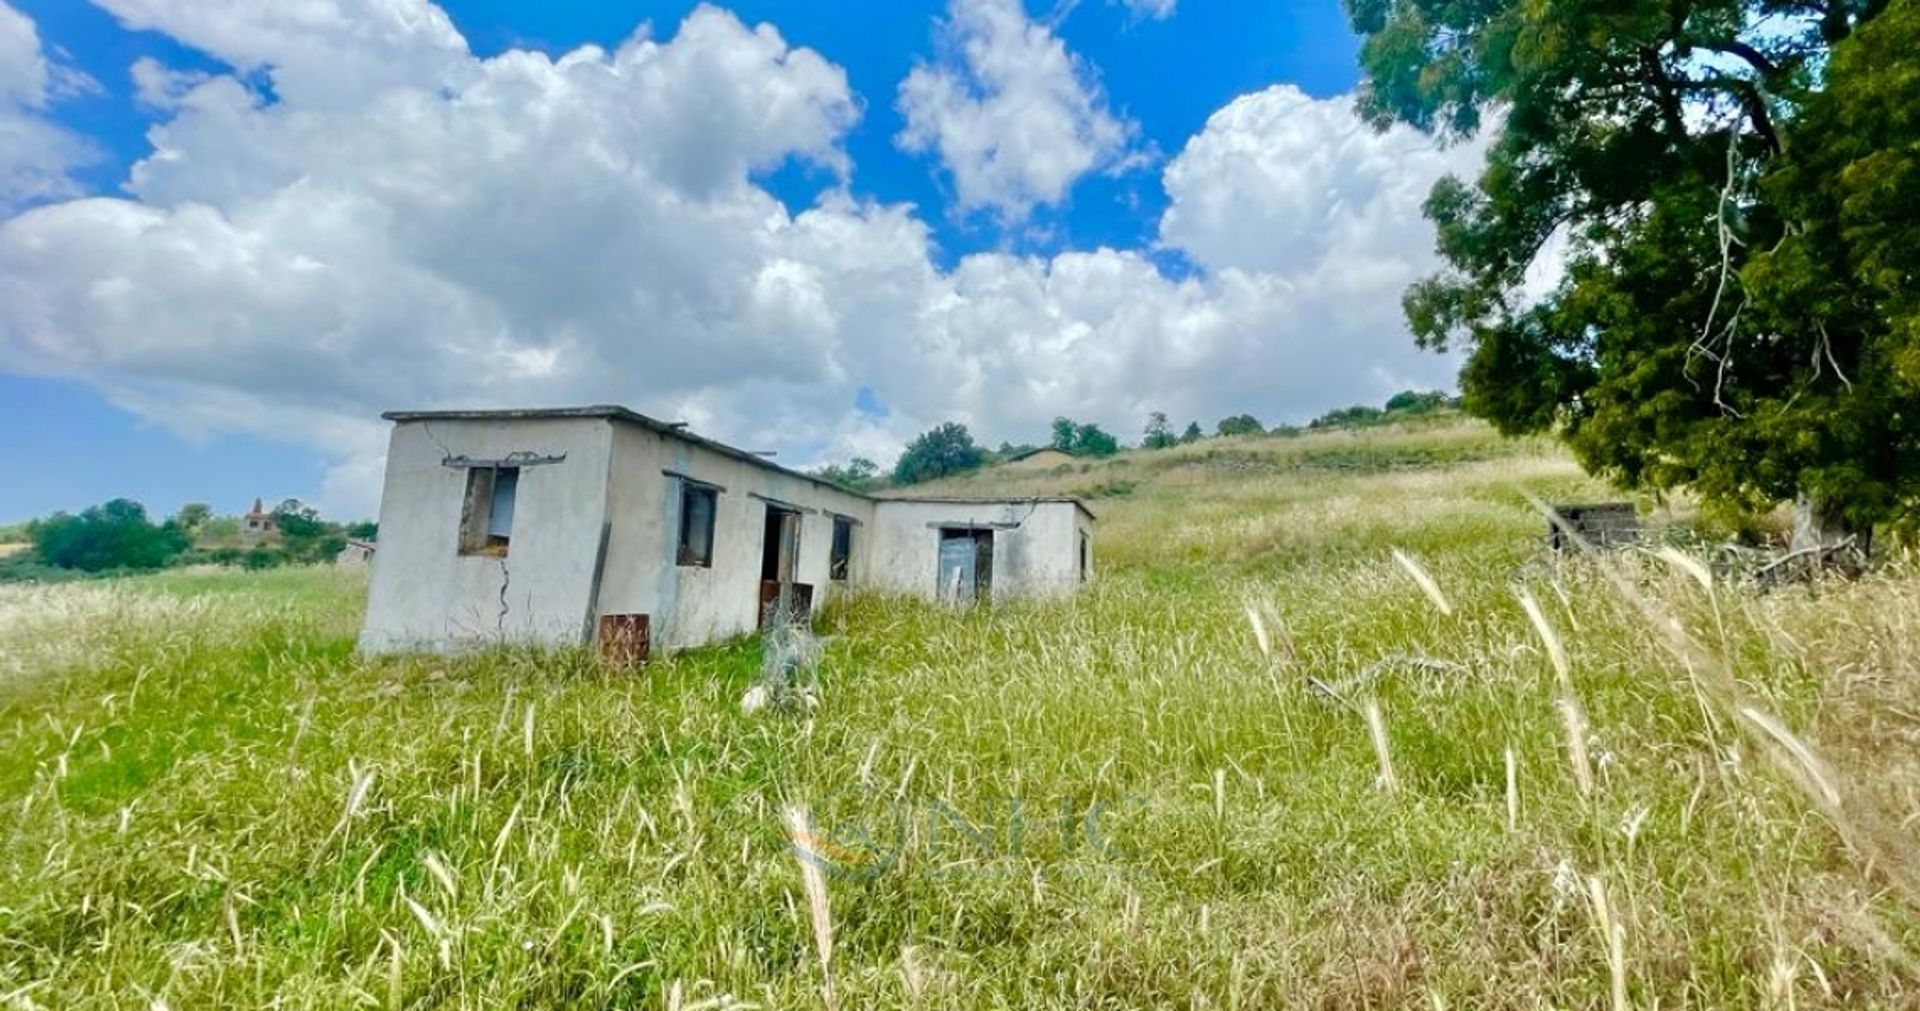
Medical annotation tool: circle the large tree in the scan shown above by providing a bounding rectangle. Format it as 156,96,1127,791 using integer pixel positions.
1143,411,1179,449
893,423,987,485
1050,417,1123,456
31,499,190,572
273,499,348,564
1347,0,1918,546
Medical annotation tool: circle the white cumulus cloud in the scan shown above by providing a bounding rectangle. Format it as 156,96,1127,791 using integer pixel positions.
93,0,471,107
1160,85,1487,277
0,4,1482,517
896,0,1139,220
0,2,46,106
0,2,95,211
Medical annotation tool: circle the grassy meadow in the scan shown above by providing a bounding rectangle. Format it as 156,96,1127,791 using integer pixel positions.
4,419,1920,1008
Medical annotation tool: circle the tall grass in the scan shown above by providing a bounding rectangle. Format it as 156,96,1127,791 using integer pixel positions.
2,420,1917,1007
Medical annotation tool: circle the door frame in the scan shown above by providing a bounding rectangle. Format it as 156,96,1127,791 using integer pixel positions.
937,527,994,604
759,504,806,626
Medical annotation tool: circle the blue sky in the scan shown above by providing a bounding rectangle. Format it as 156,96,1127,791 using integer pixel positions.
0,0,1466,523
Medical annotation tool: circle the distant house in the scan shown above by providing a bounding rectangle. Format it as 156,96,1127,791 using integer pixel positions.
358,406,1095,658
1001,446,1079,472
335,538,377,567
240,498,276,541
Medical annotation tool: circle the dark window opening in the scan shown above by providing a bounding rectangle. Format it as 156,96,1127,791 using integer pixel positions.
1079,530,1090,582
458,466,518,556
678,484,717,567
830,516,853,581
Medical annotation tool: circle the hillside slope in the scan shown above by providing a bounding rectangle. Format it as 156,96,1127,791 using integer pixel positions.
3,419,1918,1008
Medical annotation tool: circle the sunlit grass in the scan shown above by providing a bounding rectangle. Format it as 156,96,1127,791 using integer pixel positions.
2,419,1917,1008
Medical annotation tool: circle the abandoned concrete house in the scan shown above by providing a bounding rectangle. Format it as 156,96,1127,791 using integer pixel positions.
240,497,276,541
358,406,1095,658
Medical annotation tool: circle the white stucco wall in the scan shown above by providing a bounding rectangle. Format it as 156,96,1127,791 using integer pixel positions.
359,418,613,653
358,411,1096,657
866,499,1092,600
593,425,876,651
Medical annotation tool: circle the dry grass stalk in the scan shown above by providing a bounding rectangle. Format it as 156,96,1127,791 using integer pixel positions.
1535,493,1920,906
1515,586,1572,693
783,804,839,1011
1393,548,1454,616
1243,602,1271,660
1504,745,1519,833
1558,696,1596,797
900,945,927,1003
1585,874,1630,1011
1365,699,1399,794
1517,584,1596,796
1737,705,1841,810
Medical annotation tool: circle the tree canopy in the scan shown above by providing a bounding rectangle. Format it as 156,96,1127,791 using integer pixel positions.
813,457,883,494
893,423,987,485
1142,412,1179,450
1348,0,1918,539
273,499,348,564
1051,417,1122,456
1216,414,1264,437
29,499,190,572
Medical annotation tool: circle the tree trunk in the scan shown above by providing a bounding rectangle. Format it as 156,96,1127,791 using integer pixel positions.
1787,492,1871,576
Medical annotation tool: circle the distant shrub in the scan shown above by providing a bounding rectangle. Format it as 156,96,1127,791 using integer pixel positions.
1307,391,1462,432
0,553,92,584
1215,414,1264,437
1385,389,1451,414
1309,405,1387,429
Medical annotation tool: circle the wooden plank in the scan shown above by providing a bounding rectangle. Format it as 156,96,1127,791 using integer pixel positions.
598,613,650,669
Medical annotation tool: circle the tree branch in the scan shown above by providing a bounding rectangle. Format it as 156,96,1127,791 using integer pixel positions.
1673,75,1782,156
1685,39,1781,80
1638,49,1691,143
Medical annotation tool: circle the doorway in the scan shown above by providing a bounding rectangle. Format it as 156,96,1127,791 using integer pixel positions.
937,528,994,604
758,505,810,626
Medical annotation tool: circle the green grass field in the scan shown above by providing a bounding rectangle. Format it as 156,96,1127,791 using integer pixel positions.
4,419,1918,1008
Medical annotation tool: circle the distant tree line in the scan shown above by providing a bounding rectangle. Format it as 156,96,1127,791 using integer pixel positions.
809,390,1462,490
0,498,375,582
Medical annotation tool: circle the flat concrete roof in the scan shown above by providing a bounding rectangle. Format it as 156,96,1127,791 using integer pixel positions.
381,405,1095,517
1002,446,1079,462
872,494,1097,520
384,405,862,497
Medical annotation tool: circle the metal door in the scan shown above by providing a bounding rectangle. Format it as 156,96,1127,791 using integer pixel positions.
938,532,976,604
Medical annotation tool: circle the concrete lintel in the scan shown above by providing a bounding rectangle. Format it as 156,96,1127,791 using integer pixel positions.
750,492,816,514
662,469,727,494
442,452,567,468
